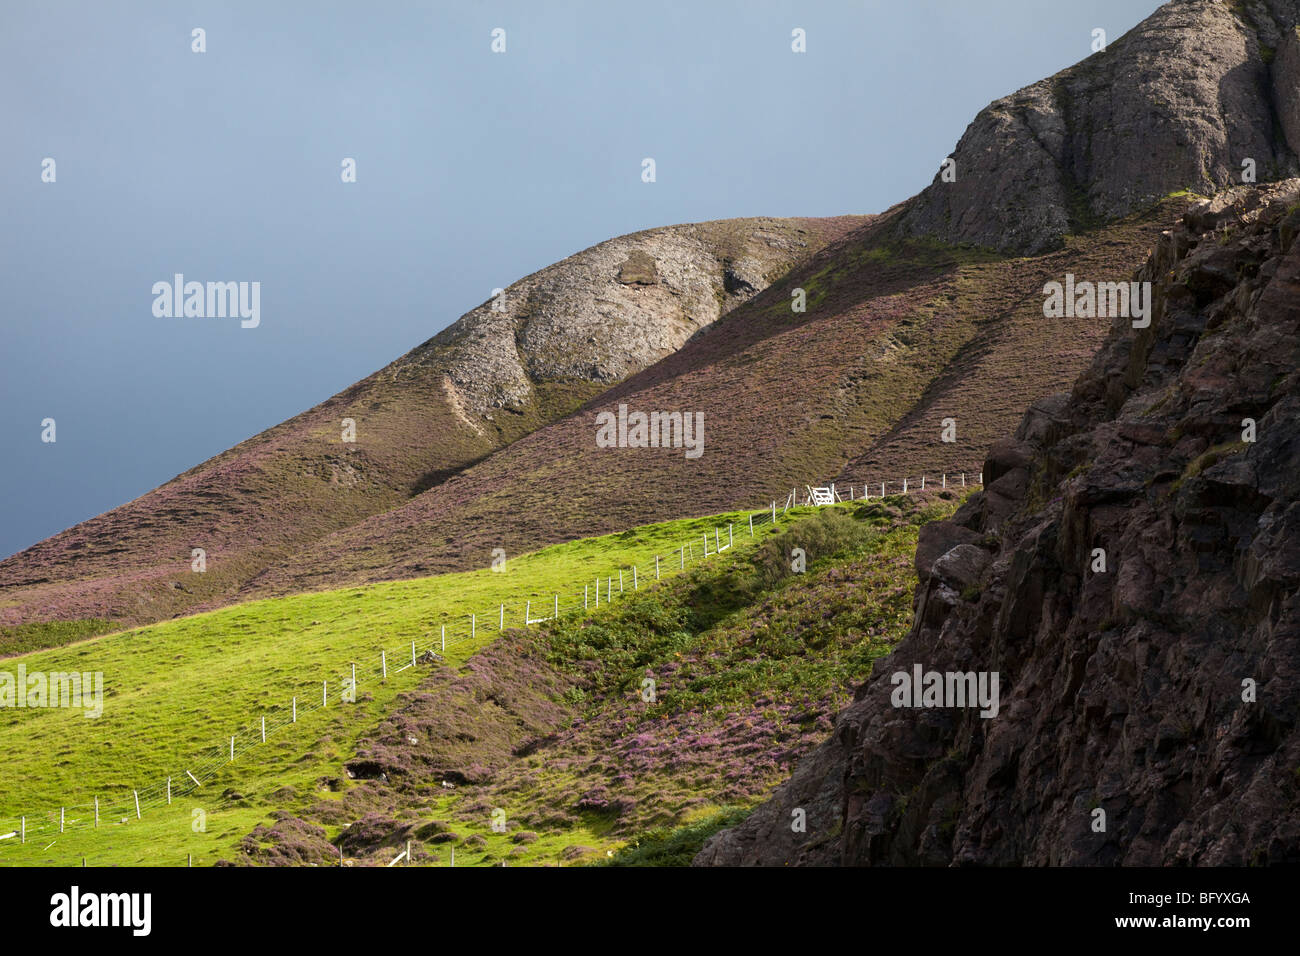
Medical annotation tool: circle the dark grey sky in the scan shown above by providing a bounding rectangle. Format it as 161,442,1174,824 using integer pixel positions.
0,0,1156,560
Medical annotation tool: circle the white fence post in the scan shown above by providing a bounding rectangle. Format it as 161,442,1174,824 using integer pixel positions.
20,816,24,844
961,473,965,486
412,641,416,667
323,681,328,707
441,624,446,652
881,482,885,497
680,547,685,569
702,533,709,556
656,555,660,578
471,613,476,639
554,593,559,618
921,476,926,490
903,477,908,493
595,578,600,607
942,474,946,489
979,472,983,484
749,513,754,535
261,717,266,743
381,651,387,679
230,736,235,761
292,697,297,722
60,807,64,833
633,566,638,590
729,524,733,548
499,604,504,630
584,584,589,609
526,600,531,623
186,770,202,788
619,570,624,593
134,791,141,820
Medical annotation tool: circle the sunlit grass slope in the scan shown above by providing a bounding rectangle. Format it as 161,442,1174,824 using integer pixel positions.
223,493,963,868
0,504,786,866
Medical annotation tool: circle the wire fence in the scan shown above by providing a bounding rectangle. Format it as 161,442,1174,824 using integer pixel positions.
789,470,983,507
0,470,983,860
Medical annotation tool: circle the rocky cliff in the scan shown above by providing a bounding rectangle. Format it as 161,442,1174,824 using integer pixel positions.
898,0,1300,254
697,181,1300,866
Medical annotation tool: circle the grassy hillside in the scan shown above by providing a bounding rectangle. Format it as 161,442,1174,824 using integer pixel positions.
0,197,1191,641
222,492,963,867
0,502,795,866
243,196,1194,602
0,217,854,635
0,491,960,866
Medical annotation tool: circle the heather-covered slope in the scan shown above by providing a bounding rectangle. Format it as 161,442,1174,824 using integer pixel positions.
0,217,848,635
696,182,1300,866
242,200,1190,599
232,0,1300,600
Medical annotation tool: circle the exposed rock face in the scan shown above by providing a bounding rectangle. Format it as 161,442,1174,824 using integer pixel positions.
898,0,1300,254
415,218,834,420
697,180,1300,866
1273,24,1300,154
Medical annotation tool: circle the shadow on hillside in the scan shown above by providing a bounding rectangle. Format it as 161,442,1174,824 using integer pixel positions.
409,453,494,498
581,210,1004,410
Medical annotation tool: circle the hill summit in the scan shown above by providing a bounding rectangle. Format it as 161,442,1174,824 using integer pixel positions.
6,0,1299,652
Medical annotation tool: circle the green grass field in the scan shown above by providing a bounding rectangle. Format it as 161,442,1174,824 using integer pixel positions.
229,493,960,868
0,503,806,866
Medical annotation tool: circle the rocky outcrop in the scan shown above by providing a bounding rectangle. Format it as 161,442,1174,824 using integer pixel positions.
412,218,839,421
898,0,1300,254
697,180,1300,866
